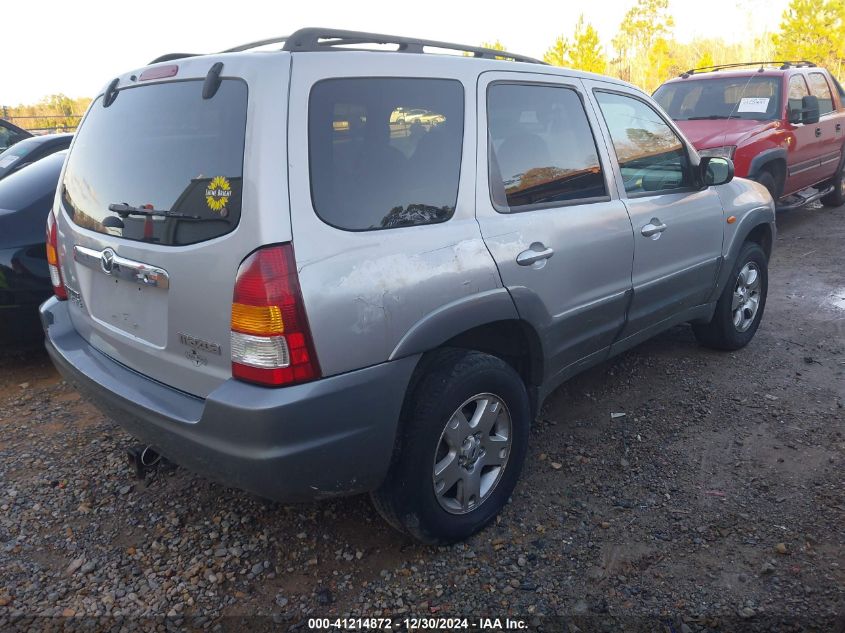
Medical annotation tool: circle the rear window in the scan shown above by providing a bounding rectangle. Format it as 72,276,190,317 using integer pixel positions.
309,78,464,231
654,76,781,121
61,79,247,246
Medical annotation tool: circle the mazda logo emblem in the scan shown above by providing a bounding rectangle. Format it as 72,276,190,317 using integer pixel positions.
101,248,116,274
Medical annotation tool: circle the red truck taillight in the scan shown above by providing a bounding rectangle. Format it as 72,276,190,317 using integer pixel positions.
230,244,320,387
46,213,67,301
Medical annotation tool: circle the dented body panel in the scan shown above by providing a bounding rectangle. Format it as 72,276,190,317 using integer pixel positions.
288,52,503,376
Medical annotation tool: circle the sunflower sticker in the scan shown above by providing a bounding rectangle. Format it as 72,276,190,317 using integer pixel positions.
205,176,232,216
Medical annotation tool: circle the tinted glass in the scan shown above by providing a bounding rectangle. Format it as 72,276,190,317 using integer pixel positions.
0,125,28,152
788,75,810,111
487,84,607,211
596,91,690,195
654,76,781,121
0,151,65,211
61,80,247,246
309,78,463,231
0,135,72,180
808,73,834,114
833,76,845,100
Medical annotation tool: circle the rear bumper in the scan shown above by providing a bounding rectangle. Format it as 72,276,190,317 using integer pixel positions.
40,297,418,501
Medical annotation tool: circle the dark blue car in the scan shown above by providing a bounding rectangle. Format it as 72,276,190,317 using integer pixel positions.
0,150,67,341
0,133,73,181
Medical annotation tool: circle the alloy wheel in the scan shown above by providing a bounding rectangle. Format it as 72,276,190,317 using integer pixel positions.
432,393,512,515
732,262,762,332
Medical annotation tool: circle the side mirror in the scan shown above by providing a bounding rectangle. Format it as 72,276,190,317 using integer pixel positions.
700,156,734,187
788,108,803,124
801,95,820,125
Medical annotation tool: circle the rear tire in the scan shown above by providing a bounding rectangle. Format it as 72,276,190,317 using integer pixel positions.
693,242,768,351
820,153,845,207
371,349,530,544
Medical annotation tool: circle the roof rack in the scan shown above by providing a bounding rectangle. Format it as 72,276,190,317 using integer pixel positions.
679,60,816,78
149,52,201,64
151,27,545,65
278,28,544,63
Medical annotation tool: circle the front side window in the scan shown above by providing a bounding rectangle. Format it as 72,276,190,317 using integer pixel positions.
595,91,691,195
653,76,781,121
487,83,607,211
808,73,834,115
309,78,464,231
788,75,810,112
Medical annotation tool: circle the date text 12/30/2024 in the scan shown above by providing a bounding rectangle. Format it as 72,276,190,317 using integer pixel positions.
307,617,528,630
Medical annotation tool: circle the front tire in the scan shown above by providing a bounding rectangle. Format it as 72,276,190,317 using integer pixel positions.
752,169,778,202
693,242,768,350
371,349,530,544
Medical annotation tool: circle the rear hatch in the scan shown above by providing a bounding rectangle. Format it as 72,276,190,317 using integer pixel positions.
55,55,291,397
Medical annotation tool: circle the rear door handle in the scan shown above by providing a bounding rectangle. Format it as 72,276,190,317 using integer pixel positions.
815,127,822,137
516,243,555,266
836,123,842,132
641,218,668,238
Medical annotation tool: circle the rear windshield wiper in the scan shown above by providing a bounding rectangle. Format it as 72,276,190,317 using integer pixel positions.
108,202,201,220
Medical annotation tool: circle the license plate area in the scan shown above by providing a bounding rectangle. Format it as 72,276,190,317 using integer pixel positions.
87,275,168,345
72,245,169,347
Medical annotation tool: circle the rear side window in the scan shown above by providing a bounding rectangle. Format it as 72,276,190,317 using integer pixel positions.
788,75,810,111
61,79,247,246
595,91,691,195
487,83,607,211
807,73,834,114
309,78,464,231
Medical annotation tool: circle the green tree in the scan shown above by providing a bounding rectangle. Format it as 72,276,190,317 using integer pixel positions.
543,36,568,67
481,40,506,51
612,0,674,86
772,0,845,77
568,15,607,74
696,51,715,70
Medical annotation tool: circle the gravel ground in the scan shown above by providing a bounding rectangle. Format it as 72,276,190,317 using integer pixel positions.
1,203,843,633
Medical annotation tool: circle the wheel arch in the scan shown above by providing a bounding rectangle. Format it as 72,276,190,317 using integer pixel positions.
390,289,545,417
747,148,787,198
713,208,775,300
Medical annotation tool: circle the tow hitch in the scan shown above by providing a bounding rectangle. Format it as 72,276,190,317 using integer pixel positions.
126,445,164,480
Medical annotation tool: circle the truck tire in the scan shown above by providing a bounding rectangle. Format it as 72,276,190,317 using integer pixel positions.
752,170,778,202
820,152,845,207
693,242,768,351
371,349,530,544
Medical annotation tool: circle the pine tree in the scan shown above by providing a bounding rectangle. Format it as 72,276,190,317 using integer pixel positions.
568,15,608,74
772,0,845,76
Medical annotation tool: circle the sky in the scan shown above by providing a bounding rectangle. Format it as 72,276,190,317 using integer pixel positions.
2,0,789,105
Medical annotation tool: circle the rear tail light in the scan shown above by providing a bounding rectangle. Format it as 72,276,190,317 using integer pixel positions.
45,212,67,301
230,244,320,387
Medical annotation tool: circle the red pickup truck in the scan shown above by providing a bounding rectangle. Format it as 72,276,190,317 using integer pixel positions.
654,61,845,210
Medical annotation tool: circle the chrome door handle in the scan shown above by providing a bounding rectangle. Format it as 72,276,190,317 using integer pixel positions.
516,243,555,266
641,219,668,238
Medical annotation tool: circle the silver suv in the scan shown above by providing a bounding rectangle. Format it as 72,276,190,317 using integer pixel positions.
41,29,775,544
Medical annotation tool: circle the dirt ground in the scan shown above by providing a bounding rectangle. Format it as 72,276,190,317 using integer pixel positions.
0,203,843,632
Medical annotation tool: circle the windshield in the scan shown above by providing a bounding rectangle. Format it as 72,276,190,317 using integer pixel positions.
654,76,781,121
61,79,247,246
